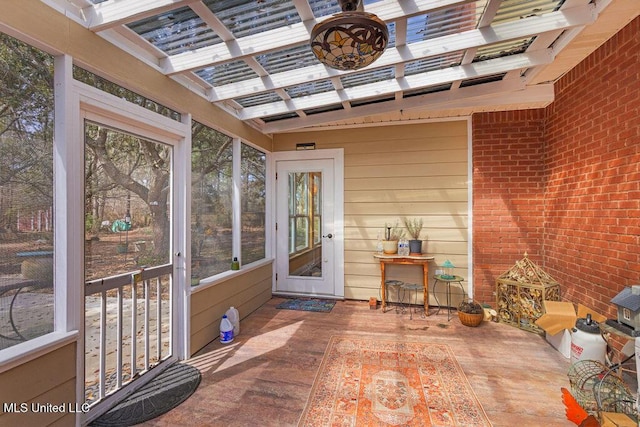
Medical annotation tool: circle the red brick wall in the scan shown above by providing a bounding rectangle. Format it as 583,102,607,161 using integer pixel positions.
472,17,640,318
472,110,546,305
543,17,640,317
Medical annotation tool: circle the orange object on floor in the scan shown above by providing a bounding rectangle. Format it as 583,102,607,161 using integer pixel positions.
561,387,600,426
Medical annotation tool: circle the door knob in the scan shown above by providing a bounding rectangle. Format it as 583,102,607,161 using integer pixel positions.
323,233,333,239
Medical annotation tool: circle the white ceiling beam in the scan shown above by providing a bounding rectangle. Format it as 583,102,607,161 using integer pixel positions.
188,2,235,42
206,6,592,102
477,0,502,27
238,50,552,120
162,21,311,74
261,82,554,133
169,74,210,99
394,16,408,47
85,0,200,31
293,0,316,22
368,0,474,20
97,26,167,70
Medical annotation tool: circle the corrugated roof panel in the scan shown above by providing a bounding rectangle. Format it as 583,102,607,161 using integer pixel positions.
262,112,299,122
234,91,283,108
53,0,596,129
309,0,383,19
256,45,319,75
406,1,487,44
304,103,344,115
386,21,397,49
195,60,258,87
341,67,394,89
351,94,395,108
204,0,301,39
309,0,341,19
127,7,220,56
474,38,532,62
403,83,452,98
405,52,464,76
493,0,566,24
460,73,506,87
285,80,335,99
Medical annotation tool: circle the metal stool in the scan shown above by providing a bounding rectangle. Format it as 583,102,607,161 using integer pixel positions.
401,283,424,319
433,275,466,321
384,280,405,313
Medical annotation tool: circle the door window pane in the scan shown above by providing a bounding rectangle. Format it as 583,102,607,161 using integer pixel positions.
0,33,55,350
312,172,322,245
288,173,309,254
287,171,322,277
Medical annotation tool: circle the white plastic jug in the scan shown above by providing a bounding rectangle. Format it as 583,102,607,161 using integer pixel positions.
570,314,606,364
220,314,234,344
225,306,240,337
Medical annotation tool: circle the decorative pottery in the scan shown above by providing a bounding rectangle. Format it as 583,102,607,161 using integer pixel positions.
382,240,398,254
408,239,422,255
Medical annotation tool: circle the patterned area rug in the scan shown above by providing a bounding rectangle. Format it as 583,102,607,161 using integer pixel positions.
299,336,492,426
276,298,336,313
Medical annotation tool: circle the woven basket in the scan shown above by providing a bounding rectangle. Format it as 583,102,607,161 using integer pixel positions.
458,310,484,327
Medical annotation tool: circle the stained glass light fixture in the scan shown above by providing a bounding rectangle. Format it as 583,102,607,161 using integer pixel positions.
310,0,388,71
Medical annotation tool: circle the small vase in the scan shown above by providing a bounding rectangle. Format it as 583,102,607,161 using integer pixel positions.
408,239,422,255
382,240,398,254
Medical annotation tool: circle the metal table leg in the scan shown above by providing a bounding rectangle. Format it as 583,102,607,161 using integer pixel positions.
401,283,423,319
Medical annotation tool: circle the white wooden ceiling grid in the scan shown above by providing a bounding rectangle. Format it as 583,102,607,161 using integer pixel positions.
43,0,635,133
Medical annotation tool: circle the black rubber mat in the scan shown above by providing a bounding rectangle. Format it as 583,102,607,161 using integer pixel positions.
91,362,201,426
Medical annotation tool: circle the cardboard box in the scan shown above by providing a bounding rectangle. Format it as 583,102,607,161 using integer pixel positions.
545,329,571,358
600,412,637,427
534,301,607,357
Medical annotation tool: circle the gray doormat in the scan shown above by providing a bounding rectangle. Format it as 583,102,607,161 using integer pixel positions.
90,362,201,426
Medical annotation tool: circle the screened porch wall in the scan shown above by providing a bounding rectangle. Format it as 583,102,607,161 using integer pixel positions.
0,0,274,417
190,263,273,355
272,121,470,304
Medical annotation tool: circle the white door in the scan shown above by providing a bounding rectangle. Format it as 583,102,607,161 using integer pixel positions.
274,151,344,298
79,97,187,424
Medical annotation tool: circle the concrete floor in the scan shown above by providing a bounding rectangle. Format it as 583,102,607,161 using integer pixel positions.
141,297,587,426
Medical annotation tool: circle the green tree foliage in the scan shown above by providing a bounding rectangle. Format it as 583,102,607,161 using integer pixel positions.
0,33,54,230
85,122,172,259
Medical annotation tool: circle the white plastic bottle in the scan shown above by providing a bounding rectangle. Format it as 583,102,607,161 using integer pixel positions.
220,314,234,344
399,239,409,255
376,232,383,253
225,306,240,337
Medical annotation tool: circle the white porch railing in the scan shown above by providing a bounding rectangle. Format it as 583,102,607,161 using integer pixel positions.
84,263,173,407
